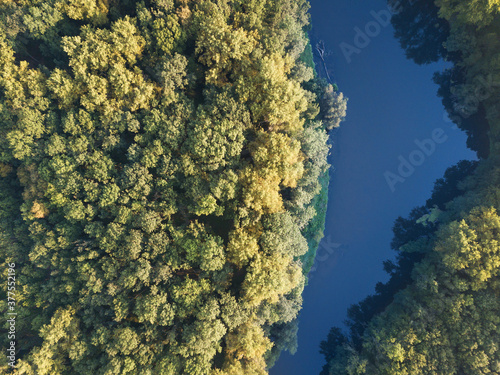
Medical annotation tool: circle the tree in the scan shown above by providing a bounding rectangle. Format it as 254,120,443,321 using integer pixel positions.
235,51,309,133
0,0,341,372
437,0,500,27
320,84,347,131
388,0,451,65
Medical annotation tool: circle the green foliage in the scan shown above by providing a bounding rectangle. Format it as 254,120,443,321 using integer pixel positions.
153,14,181,54
393,0,500,157
0,0,348,373
320,84,347,131
388,0,451,64
437,0,500,27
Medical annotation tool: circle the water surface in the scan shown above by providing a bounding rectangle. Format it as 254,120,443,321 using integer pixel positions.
271,1,476,374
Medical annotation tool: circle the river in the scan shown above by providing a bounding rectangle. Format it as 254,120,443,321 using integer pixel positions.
270,1,477,374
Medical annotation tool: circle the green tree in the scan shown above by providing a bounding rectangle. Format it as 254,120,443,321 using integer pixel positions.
388,0,451,64
0,0,345,372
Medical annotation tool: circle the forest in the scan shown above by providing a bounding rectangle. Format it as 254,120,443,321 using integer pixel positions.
0,0,348,374
320,0,500,374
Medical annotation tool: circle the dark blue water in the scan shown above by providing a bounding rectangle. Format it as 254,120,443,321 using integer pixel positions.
270,1,476,374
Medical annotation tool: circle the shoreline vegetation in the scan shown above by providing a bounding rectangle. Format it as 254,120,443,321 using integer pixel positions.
298,30,339,278
0,1,346,374
320,0,500,374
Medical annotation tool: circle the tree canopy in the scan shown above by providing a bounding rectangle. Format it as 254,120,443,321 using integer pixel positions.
390,0,500,158
0,0,346,374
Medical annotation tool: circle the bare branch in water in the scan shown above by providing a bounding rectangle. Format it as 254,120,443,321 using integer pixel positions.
315,40,333,84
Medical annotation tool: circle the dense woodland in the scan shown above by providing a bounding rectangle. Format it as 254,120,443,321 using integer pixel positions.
0,0,348,374
320,0,500,374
